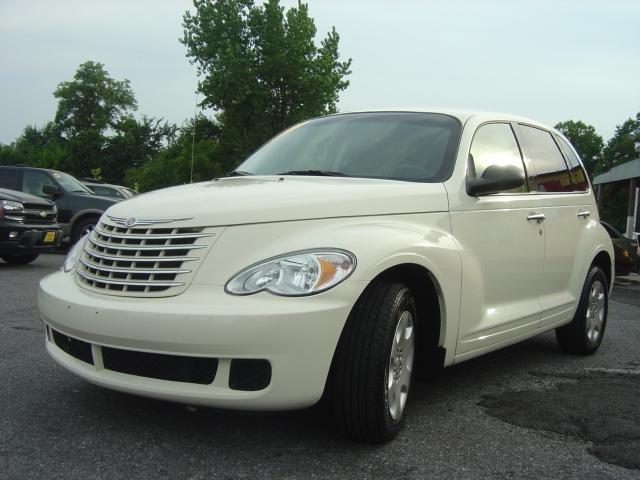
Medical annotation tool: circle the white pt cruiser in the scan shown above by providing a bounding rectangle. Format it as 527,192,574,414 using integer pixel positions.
39,110,614,442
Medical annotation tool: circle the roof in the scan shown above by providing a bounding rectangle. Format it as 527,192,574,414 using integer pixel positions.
593,158,640,185
336,108,551,129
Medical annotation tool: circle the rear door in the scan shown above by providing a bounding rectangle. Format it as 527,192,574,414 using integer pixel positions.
514,125,594,327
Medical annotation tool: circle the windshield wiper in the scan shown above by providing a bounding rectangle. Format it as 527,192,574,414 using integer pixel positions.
276,170,345,177
225,170,254,177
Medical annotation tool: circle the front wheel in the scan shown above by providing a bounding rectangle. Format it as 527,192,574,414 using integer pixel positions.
331,281,416,443
556,266,608,355
71,217,98,245
1,253,39,265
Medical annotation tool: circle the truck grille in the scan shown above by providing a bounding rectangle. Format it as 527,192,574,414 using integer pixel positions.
22,203,57,224
76,221,216,297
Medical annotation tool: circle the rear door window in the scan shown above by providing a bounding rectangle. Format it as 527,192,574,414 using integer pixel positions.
555,135,590,191
92,186,124,198
518,125,572,193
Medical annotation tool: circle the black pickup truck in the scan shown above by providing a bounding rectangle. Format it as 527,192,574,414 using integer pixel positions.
0,188,63,265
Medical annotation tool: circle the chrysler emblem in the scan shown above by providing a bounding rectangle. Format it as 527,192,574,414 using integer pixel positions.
40,211,47,218
125,217,137,227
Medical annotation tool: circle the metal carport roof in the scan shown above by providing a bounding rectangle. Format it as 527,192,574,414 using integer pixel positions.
593,158,640,185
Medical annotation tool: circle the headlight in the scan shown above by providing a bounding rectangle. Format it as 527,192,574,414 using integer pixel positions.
62,234,89,273
225,249,356,296
0,200,24,220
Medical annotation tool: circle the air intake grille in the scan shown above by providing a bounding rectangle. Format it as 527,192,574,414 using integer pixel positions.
76,221,215,297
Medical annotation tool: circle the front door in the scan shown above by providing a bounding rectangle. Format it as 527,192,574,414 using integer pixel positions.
450,123,544,356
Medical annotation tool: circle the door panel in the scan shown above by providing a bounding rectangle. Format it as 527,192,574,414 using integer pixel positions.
451,197,544,354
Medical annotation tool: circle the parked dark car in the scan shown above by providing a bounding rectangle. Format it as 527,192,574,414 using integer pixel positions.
601,221,640,276
80,179,138,200
0,166,120,244
0,187,63,264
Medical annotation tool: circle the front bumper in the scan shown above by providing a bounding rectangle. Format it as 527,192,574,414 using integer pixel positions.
38,271,363,410
0,221,62,253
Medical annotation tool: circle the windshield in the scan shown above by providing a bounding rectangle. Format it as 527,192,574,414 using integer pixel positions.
51,171,93,193
236,112,462,182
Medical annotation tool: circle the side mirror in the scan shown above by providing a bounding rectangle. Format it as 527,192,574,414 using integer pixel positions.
42,184,61,197
467,164,525,196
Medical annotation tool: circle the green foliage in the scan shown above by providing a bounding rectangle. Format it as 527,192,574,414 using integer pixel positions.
131,116,223,192
54,61,137,136
103,116,178,184
597,112,640,232
554,120,604,176
0,122,69,170
182,0,352,167
52,61,139,179
601,112,640,172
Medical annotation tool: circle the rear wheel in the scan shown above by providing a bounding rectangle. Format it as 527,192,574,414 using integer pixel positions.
331,281,416,443
1,253,39,265
556,266,608,355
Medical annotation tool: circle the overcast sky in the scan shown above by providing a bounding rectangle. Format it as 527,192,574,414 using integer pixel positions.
1,0,638,144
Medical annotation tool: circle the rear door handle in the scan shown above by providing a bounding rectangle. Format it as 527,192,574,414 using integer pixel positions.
527,213,546,223
577,210,591,218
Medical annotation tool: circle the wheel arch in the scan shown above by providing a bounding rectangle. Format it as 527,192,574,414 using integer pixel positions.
69,209,103,235
327,261,449,392
591,249,613,292
372,263,447,378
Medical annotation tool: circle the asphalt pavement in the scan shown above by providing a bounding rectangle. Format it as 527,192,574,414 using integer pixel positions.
1,254,639,479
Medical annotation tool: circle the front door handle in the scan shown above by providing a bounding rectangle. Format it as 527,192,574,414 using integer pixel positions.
577,210,591,218
527,213,546,223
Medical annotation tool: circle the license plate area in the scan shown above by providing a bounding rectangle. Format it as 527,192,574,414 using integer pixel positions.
43,231,56,243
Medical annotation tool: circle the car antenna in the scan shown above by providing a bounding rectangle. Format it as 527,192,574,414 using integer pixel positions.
190,92,198,184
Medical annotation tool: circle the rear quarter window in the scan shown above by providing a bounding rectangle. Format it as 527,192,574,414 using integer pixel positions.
555,135,590,191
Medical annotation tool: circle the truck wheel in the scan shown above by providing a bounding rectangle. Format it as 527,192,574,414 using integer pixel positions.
1,253,39,265
556,266,608,355
331,281,416,443
71,217,98,245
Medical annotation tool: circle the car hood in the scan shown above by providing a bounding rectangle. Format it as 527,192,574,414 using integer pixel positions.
104,176,449,226
0,187,54,206
68,191,120,207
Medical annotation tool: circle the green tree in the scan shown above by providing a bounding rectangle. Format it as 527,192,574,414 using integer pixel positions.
0,123,69,170
182,0,352,168
600,112,640,172
53,61,138,177
596,112,640,232
104,116,178,184
133,115,223,192
554,120,603,176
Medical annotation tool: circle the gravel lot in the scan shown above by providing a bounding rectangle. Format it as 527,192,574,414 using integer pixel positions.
1,254,639,479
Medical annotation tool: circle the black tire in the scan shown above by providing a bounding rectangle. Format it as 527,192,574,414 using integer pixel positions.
556,266,608,355
71,217,98,244
331,281,417,443
1,253,39,265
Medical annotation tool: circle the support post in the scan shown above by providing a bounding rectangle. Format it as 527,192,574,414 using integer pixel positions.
627,178,638,238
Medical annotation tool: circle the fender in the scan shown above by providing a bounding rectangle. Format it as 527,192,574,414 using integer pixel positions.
67,209,104,236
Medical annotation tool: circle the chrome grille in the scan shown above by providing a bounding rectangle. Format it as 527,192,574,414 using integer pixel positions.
76,221,215,297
